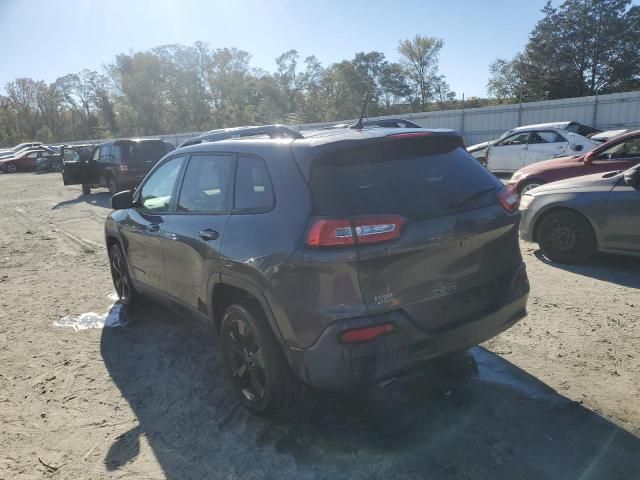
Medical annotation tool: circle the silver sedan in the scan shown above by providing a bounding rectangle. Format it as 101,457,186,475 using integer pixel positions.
519,165,640,264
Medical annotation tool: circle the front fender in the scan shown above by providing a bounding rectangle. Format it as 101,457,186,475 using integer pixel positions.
526,195,605,246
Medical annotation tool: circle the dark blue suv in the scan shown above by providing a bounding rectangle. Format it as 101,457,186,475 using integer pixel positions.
105,126,529,414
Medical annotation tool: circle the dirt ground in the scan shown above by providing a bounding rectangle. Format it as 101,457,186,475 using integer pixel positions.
1,171,639,480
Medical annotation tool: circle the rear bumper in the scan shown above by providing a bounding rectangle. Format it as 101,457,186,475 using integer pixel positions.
286,265,529,391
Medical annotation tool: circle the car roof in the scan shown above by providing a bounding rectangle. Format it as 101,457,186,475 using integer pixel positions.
510,121,574,132
175,127,458,154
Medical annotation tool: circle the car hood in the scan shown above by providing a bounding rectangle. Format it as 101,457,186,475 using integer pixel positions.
466,140,493,152
515,155,585,176
529,171,620,195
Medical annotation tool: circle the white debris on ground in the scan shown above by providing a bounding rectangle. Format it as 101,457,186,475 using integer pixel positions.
53,303,126,331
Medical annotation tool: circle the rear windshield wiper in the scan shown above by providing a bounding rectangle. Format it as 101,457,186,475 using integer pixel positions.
450,186,497,208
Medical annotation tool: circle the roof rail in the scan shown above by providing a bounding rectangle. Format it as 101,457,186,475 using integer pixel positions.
180,125,303,148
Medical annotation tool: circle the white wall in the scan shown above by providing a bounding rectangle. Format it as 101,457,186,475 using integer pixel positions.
68,90,640,147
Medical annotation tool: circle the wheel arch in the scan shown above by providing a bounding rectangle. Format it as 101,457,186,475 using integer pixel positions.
532,206,599,247
105,234,120,252
208,275,288,347
517,176,546,195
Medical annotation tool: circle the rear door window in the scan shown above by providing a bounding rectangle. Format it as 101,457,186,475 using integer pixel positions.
234,156,274,211
529,131,566,144
309,138,501,220
177,154,233,213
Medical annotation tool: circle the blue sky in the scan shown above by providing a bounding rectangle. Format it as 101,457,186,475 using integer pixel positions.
0,0,555,98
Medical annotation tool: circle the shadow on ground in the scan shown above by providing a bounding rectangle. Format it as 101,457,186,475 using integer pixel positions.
101,302,640,480
534,250,640,289
52,191,112,210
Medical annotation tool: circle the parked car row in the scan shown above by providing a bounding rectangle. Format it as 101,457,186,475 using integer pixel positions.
0,144,62,173
467,121,628,173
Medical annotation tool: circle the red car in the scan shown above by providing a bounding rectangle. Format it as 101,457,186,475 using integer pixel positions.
0,147,56,174
508,130,640,196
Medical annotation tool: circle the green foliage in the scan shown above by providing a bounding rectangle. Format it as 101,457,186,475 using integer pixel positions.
488,0,640,101
0,37,457,146
398,35,447,109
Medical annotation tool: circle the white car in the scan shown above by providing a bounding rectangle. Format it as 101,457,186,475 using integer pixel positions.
482,126,599,173
467,121,602,167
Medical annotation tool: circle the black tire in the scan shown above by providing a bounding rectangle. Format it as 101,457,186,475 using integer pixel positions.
108,244,138,306
220,303,303,415
108,177,119,196
518,179,545,197
82,183,91,195
4,162,17,174
538,210,596,264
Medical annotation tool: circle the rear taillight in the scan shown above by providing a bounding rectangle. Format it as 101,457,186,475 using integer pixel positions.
306,219,354,247
340,323,395,343
497,187,519,213
306,215,406,248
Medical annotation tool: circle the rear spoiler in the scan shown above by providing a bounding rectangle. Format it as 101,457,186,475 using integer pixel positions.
293,130,465,181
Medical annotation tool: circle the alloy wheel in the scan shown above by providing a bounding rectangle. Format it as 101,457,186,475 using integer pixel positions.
5,163,17,174
224,317,266,403
549,220,579,252
110,251,130,302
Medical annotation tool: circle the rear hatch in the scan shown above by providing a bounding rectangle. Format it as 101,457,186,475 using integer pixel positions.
305,133,522,333
122,140,168,175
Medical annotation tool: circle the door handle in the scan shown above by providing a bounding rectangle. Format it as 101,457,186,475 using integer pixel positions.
198,229,219,241
147,223,160,232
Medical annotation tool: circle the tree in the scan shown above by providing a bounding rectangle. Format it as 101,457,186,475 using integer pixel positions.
507,0,640,99
5,78,48,139
0,35,467,146
398,35,445,109
379,62,412,111
487,57,524,102
274,50,303,114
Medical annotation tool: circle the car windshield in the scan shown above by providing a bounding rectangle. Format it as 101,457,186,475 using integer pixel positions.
125,141,167,165
597,137,640,159
309,137,501,220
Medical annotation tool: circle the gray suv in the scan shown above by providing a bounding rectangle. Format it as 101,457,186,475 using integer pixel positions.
105,126,529,414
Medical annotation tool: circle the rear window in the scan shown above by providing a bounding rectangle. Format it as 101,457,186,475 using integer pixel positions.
309,137,501,221
124,141,167,165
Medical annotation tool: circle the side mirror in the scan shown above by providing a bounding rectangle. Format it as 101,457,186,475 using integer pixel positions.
572,144,583,152
623,169,639,187
583,151,595,164
111,189,134,210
